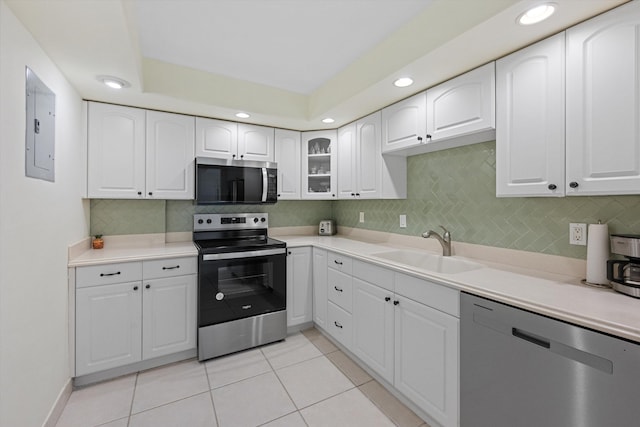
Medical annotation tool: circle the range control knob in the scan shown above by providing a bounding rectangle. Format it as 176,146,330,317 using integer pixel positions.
254,217,259,223
197,219,204,224
261,217,266,222
206,219,212,224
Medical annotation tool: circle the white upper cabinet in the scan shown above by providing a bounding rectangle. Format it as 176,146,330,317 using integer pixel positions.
566,1,640,195
87,103,146,198
196,118,275,162
238,124,275,162
195,118,237,160
275,129,301,200
381,92,427,155
337,123,358,198
426,62,495,146
87,103,195,200
301,130,337,200
339,111,405,199
496,33,565,197
146,111,195,199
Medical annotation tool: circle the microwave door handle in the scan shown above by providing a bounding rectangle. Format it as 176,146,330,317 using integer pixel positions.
232,180,238,202
261,168,268,202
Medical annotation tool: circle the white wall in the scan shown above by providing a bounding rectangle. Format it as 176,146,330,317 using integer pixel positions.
0,1,90,426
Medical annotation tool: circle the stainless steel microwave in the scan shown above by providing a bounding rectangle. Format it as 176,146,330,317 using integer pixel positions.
195,157,277,205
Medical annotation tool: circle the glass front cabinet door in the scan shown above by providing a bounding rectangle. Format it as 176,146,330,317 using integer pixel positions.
301,130,337,200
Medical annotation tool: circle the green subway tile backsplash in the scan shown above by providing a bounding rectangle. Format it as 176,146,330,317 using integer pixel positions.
90,141,640,259
334,141,640,259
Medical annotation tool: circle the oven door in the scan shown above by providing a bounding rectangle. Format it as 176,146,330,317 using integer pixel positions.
198,247,286,327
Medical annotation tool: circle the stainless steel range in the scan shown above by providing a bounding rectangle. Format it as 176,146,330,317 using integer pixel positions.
194,213,287,361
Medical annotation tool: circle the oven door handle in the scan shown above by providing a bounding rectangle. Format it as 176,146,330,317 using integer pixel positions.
261,167,268,202
202,247,286,261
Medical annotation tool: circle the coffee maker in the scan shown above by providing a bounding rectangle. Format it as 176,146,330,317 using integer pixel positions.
607,234,640,298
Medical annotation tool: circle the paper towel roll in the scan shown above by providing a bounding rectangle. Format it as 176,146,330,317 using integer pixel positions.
586,222,610,285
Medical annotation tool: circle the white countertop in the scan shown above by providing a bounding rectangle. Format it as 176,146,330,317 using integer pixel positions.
68,232,640,343
69,240,198,267
280,235,640,344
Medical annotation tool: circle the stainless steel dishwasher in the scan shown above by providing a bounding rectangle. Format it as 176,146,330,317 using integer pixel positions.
461,292,640,427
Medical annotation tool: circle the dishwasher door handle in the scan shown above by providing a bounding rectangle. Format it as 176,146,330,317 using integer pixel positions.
512,328,551,349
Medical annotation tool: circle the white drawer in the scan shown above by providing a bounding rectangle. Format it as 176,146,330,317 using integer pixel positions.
143,257,197,279
76,262,142,288
327,301,352,349
394,272,459,317
327,268,352,312
352,260,394,292
327,251,352,275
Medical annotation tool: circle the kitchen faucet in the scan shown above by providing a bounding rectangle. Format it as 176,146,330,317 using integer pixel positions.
422,226,452,256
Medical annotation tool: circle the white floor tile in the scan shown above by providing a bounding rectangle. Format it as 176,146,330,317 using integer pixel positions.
260,411,307,427
132,359,209,414
96,418,129,427
55,374,135,427
211,371,296,426
300,388,396,427
276,356,353,409
261,333,322,370
205,348,272,389
129,392,217,427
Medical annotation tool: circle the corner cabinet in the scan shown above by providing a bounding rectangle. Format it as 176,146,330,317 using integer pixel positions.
87,102,195,199
339,112,407,199
286,247,313,328
275,129,301,200
496,33,566,197
301,130,337,200
196,117,275,162
566,0,640,196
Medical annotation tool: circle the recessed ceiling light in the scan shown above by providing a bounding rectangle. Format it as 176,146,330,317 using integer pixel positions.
235,112,250,119
97,75,130,89
322,118,335,124
393,77,414,88
517,3,556,25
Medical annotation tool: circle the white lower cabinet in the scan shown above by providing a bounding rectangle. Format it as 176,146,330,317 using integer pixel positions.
352,277,394,384
312,248,328,329
315,255,459,427
75,257,197,377
286,247,313,327
394,294,459,427
76,281,142,376
142,274,197,360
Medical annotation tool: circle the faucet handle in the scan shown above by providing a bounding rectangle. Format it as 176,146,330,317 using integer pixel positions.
439,225,451,239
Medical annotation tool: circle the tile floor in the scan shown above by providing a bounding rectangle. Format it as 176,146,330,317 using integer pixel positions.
56,328,430,427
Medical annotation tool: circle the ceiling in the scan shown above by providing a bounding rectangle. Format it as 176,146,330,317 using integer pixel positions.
5,0,630,130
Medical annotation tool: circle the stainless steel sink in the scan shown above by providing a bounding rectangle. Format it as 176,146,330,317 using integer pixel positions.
372,249,482,274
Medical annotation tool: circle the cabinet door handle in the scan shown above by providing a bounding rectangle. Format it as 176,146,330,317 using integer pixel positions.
148,192,153,196
385,296,391,302
569,181,579,189
417,136,423,142
162,265,180,270
100,271,121,277
145,284,150,289
334,321,343,329
240,154,244,159
137,191,142,196
334,260,343,266
133,286,139,291
334,286,343,292
351,193,355,197
426,134,432,140
355,193,360,197
548,184,557,190
393,300,399,306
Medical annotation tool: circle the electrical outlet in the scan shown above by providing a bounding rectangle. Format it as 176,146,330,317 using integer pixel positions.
399,214,407,228
569,223,587,246
359,212,365,223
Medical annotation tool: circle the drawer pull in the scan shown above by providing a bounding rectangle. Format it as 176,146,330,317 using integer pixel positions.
393,300,399,306
100,271,121,277
334,321,343,329
162,265,180,270
334,260,343,266
385,296,391,302
334,286,343,292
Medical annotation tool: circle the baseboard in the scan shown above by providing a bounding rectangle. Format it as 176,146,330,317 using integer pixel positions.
42,378,72,427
